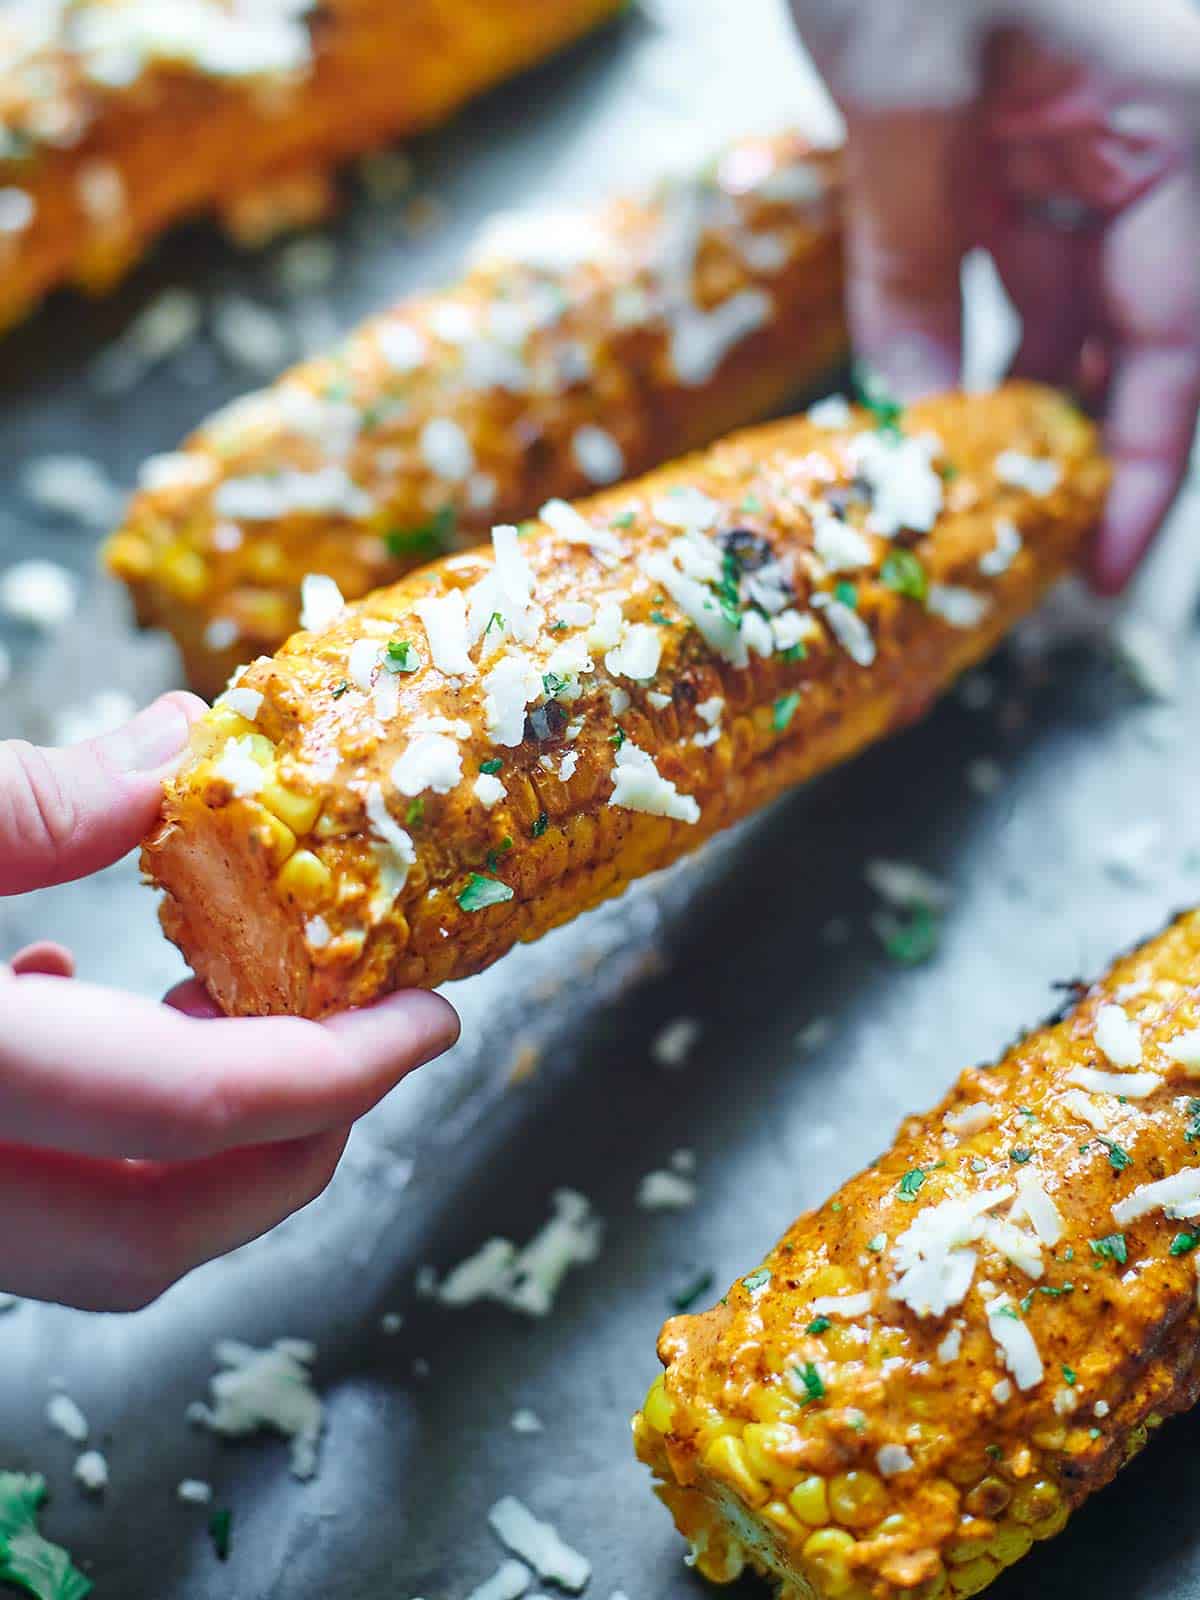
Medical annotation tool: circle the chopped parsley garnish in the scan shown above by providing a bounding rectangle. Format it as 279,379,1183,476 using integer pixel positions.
742,1268,771,1294
866,1232,886,1253
332,679,350,699
880,549,928,601
650,611,674,626
485,836,513,873
834,580,858,609
806,1315,832,1335
879,904,940,966
548,619,569,633
531,811,549,839
542,671,569,698
773,692,801,733
383,638,421,674
985,1443,1002,1461
1019,1292,1034,1315
1186,1100,1200,1142
741,493,764,515
671,1270,715,1312
781,641,808,663
897,1167,928,1202
716,550,743,626
853,364,904,434
1098,1137,1131,1172
485,610,506,637
1039,1282,1074,1297
994,1303,1020,1320
208,1508,233,1562
1062,1365,1077,1386
1170,1232,1199,1256
405,798,424,828
939,461,959,481
457,874,514,913
480,758,503,775
791,1361,826,1405
1090,1232,1128,1265
611,511,636,529
1009,1148,1033,1165
0,1473,92,1599
385,505,456,559
610,725,626,749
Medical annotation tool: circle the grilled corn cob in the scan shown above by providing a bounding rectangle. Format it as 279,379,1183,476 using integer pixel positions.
106,130,846,697
0,0,624,335
634,912,1200,1598
142,381,1108,1018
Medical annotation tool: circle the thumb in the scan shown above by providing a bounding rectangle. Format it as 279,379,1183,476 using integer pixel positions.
0,692,204,895
1009,0,1200,121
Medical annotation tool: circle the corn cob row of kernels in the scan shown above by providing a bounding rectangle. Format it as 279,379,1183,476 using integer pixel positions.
142,381,1108,1018
105,129,846,697
634,909,1200,1598
0,0,625,336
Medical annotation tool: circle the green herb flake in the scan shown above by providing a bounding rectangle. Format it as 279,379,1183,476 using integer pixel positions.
834,580,858,609
485,610,506,637
806,1316,832,1336
1170,1232,1199,1256
716,550,743,627
650,611,674,626
1039,1283,1074,1297
773,692,801,733
385,505,456,559
897,1167,928,1202
880,549,928,601
866,1232,886,1253
405,798,424,828
1062,1365,1077,1386
208,1508,233,1563
1185,1100,1200,1142
880,904,940,966
542,671,569,698
671,1270,715,1312
480,758,503,775
457,874,514,913
741,493,765,515
1019,1292,1034,1315
1089,1428,1101,1440
548,619,570,633
853,365,904,434
610,725,626,749
985,1444,1002,1461
781,641,808,663
994,1303,1020,1321
1099,1137,1131,1172
485,836,514,873
331,679,350,699
384,638,421,674
1009,1148,1033,1165
742,1268,771,1294
0,1473,92,1600
531,811,549,839
1090,1232,1128,1266
791,1361,826,1405
611,511,636,529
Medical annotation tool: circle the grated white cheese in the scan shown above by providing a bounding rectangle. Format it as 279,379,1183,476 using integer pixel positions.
818,597,875,666
876,1444,914,1476
558,751,578,782
466,1561,533,1600
21,453,125,529
994,451,1060,496
652,486,721,533
927,584,990,628
991,1379,1013,1404
420,417,474,482
936,1326,962,1363
215,467,372,522
0,559,78,627
982,1217,1044,1279
944,1104,994,1139
865,858,949,910
813,513,873,573
187,1339,324,1480
483,652,541,747
808,1291,873,1319
430,1190,602,1318
473,774,506,809
571,425,624,486
468,525,542,646
219,686,262,722
608,743,700,823
511,1409,544,1435
846,429,943,537
391,734,462,797
1060,1088,1112,1132
377,320,425,372
641,546,746,668
1066,1066,1161,1098
211,294,290,375
606,622,662,683
985,1298,1044,1390
46,1394,89,1443
807,394,852,429
73,1451,108,1494
1094,1003,1143,1067
1162,1028,1200,1074
488,1497,591,1594
669,289,772,386
637,1170,697,1210
176,1479,213,1505
1014,1169,1064,1247
771,609,819,652
0,187,35,234
413,591,472,676
540,497,624,560
652,1017,701,1068
1112,1167,1200,1227
348,637,381,691
139,451,215,493
214,736,267,798
305,915,331,950
365,782,416,896
980,517,1022,577
890,1187,1014,1318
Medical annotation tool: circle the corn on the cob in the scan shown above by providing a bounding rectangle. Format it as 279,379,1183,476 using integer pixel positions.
0,0,624,335
634,911,1200,1599
106,130,846,698
141,382,1108,1018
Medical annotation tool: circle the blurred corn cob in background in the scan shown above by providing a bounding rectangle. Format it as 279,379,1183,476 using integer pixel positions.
0,0,626,334
106,129,846,697
142,382,1107,1017
635,909,1200,1598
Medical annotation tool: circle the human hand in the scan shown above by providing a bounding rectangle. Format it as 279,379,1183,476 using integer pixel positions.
790,0,1200,592
0,693,459,1311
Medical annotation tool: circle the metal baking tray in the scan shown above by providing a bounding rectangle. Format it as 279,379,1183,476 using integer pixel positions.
2,1,1199,1595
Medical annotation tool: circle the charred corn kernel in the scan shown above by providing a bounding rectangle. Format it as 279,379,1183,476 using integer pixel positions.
642,1376,674,1437
105,533,152,580
636,913,1200,1600
107,129,847,701
145,385,1109,1017
159,547,209,603
191,707,255,757
252,809,297,869
801,1529,857,1596
760,1500,803,1541
276,850,331,908
828,1472,887,1531
260,782,322,838
702,1435,768,1509
1,0,627,340
788,1476,829,1526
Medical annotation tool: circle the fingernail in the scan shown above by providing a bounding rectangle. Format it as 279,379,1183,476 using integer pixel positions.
101,696,192,774
325,990,461,1075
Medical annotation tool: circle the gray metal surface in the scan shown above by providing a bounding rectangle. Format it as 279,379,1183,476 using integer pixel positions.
2,2,1200,1596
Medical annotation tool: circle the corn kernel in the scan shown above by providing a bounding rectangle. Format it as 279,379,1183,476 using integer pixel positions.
702,1434,768,1508
948,1555,999,1597
742,1423,801,1490
245,541,286,582
642,1376,674,1437
253,809,297,868
990,1523,1033,1566
1029,1501,1069,1541
789,1475,830,1526
801,1528,857,1597
914,1570,949,1600
159,545,209,602
964,1477,1011,1518
829,1470,887,1530
276,849,331,908
191,706,255,757
1010,1480,1060,1527
105,532,153,580
260,780,322,836
760,1499,802,1540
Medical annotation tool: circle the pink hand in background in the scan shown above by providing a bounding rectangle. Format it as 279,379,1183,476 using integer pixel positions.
791,0,1200,593
0,695,459,1311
